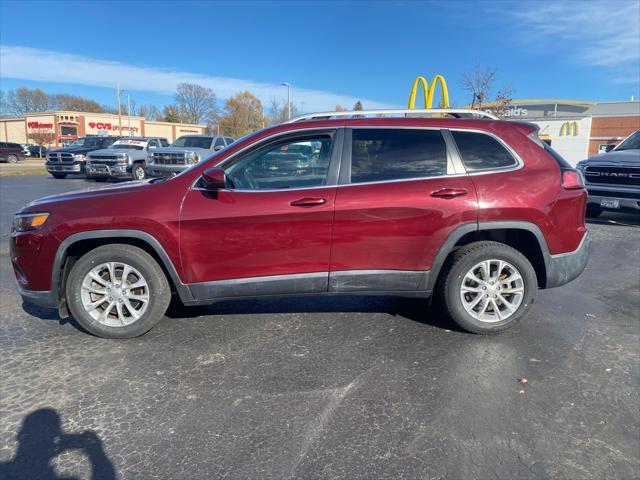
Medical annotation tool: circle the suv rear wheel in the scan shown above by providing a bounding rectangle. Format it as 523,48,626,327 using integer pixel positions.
66,244,171,338
438,241,538,334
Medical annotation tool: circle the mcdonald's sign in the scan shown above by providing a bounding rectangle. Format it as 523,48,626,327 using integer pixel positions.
408,75,450,109
560,121,580,136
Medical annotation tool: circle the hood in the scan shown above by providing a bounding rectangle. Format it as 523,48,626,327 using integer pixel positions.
49,146,96,155
87,148,126,157
23,181,149,209
583,149,640,167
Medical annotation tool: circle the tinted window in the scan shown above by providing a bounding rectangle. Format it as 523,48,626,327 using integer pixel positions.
10,143,22,149
350,129,447,183
452,131,517,171
225,135,333,190
171,136,213,149
214,137,225,148
147,139,159,148
160,139,169,147
225,137,234,145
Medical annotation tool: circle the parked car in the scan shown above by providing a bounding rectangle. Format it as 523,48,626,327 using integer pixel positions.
146,135,234,177
46,136,120,179
20,144,31,157
577,129,640,217
28,145,48,158
86,137,169,182
11,109,591,339
0,142,26,163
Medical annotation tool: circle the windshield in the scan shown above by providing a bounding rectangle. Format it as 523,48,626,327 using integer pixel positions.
109,143,145,150
171,136,213,149
615,131,640,151
68,137,102,148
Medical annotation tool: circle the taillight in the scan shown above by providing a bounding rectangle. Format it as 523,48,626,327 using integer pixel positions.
562,169,585,190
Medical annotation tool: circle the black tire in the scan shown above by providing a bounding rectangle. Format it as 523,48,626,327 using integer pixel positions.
66,244,171,338
131,163,146,181
93,178,108,182
585,205,602,218
7,155,18,163
51,173,67,179
437,241,538,334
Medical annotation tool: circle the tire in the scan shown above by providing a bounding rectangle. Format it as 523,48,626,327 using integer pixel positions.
585,205,602,218
51,173,67,179
7,155,18,163
93,178,108,182
437,241,538,334
132,163,146,181
66,244,171,338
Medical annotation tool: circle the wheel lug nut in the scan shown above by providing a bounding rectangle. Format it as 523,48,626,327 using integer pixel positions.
485,294,489,298
482,286,487,290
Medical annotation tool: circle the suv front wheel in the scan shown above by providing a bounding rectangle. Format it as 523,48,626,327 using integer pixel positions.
438,241,538,334
66,244,171,338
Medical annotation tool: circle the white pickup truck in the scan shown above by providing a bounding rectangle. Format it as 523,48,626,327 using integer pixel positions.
86,137,169,181
146,135,235,177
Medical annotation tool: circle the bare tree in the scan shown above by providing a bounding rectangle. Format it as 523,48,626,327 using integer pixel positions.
219,91,266,138
5,87,52,116
461,65,513,115
51,94,106,113
335,105,347,112
28,129,56,157
137,104,161,121
267,97,299,125
174,83,218,124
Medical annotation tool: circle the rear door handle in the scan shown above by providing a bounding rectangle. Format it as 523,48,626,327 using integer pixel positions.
430,188,468,199
290,197,327,207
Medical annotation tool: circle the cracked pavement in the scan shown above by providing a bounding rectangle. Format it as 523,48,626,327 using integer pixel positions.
1,175,639,479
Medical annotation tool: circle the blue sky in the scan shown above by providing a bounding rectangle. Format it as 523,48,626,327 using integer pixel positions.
1,0,639,113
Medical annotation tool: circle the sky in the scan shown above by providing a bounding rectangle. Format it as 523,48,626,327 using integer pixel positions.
1,0,639,114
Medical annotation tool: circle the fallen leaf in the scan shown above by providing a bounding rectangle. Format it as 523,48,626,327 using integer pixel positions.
517,389,525,395
519,377,529,384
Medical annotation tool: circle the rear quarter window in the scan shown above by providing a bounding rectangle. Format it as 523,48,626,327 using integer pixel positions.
350,128,448,183
452,131,517,171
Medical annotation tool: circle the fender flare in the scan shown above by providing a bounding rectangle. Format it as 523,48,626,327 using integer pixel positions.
52,229,194,303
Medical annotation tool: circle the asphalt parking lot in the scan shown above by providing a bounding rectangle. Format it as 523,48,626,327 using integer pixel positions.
0,175,638,480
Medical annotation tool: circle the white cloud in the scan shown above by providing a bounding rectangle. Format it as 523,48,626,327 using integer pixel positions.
0,45,398,111
511,1,640,84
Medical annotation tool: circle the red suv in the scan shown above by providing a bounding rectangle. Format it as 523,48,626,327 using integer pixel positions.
10,110,591,338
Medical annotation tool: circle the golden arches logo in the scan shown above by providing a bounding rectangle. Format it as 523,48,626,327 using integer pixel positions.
560,121,579,136
408,75,450,109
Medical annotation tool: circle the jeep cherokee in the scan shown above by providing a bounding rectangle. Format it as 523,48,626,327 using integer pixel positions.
11,109,591,338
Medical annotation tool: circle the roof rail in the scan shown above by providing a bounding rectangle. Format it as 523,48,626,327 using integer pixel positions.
285,108,499,123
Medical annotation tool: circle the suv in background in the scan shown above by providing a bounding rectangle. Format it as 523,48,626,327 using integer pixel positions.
86,137,169,181
0,142,26,163
146,135,234,177
11,109,590,339
577,130,640,217
46,136,120,179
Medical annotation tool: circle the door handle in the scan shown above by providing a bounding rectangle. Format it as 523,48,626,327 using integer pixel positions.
290,197,327,207
430,188,468,199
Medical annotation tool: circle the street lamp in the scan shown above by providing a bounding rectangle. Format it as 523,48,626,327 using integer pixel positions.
120,91,132,136
281,82,291,120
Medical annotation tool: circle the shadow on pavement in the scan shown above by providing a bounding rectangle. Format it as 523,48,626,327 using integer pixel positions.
586,211,640,227
0,408,116,480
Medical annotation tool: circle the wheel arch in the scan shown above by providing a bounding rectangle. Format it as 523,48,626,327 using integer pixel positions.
426,221,551,291
53,230,193,315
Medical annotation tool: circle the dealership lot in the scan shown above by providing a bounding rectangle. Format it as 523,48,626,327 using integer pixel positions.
0,176,638,479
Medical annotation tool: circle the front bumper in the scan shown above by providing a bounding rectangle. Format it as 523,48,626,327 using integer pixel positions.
46,161,84,173
586,188,640,212
87,163,132,178
545,231,592,288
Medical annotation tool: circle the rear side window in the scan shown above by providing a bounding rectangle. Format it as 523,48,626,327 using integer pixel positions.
452,131,517,171
350,129,447,183
214,137,225,148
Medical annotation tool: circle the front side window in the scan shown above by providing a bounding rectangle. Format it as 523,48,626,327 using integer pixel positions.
225,137,234,145
160,139,169,147
452,131,517,171
350,129,447,183
224,135,333,190
214,137,225,148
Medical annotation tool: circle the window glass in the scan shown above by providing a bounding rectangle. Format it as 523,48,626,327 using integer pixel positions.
147,140,159,148
224,135,333,190
101,137,117,148
171,136,213,149
225,137,234,145
60,126,77,136
350,129,447,183
214,137,225,148
160,139,169,147
452,131,517,171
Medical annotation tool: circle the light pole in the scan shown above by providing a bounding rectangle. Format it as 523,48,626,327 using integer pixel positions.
281,82,291,120
120,91,132,136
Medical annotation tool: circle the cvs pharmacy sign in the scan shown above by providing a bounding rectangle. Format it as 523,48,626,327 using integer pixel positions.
87,121,139,133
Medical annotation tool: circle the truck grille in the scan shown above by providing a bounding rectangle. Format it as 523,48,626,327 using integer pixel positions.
152,153,187,165
89,155,120,164
584,166,640,186
48,152,74,163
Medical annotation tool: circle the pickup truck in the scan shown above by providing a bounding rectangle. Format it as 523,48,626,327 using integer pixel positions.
146,135,234,177
46,136,120,179
577,129,640,216
86,137,169,181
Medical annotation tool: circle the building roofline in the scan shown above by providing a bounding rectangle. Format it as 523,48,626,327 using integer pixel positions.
481,99,597,107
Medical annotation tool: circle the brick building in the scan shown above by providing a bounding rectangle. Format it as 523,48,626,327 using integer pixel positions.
484,100,640,165
0,111,206,148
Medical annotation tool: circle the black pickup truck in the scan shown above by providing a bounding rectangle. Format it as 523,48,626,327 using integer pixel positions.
46,136,120,179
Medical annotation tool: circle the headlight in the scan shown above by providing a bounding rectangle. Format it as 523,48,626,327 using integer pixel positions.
13,213,50,232
116,154,129,164
186,152,199,164
73,154,86,161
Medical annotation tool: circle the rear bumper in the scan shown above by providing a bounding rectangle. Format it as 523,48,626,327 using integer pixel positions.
545,231,592,288
17,285,58,309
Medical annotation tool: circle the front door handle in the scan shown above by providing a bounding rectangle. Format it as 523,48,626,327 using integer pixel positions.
290,197,327,207
430,188,468,199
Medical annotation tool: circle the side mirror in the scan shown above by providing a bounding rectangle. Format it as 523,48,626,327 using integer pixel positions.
605,144,616,152
201,166,226,191
214,144,225,151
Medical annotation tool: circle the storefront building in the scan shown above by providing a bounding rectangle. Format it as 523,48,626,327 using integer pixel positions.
485,100,640,166
0,111,206,147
